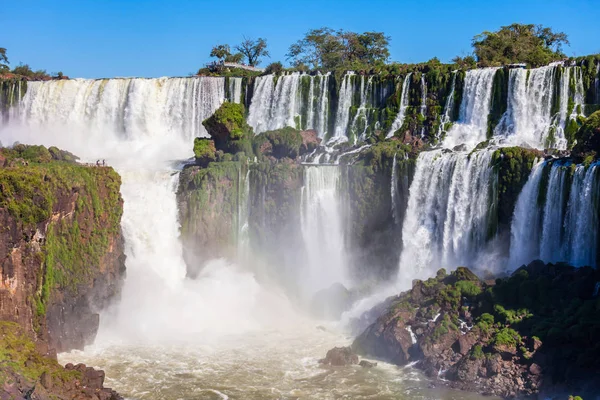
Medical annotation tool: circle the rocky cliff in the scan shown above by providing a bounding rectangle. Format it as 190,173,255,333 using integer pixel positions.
0,144,125,354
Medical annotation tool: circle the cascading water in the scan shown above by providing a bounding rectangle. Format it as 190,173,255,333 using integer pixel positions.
237,167,251,263
391,153,398,224
509,161,599,269
333,72,355,140
419,74,427,116
397,149,494,286
596,62,600,104
571,66,585,118
387,73,411,138
443,68,498,149
228,77,243,103
316,73,331,138
508,160,544,267
437,71,457,140
300,165,347,295
349,75,373,142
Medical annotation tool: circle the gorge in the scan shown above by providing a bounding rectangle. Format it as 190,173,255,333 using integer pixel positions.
1,54,600,399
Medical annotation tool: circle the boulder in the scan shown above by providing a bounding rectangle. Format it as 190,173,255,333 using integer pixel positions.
319,346,359,366
299,129,321,154
358,360,377,368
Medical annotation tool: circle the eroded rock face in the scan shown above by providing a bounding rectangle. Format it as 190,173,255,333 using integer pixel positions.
349,263,600,398
0,147,126,353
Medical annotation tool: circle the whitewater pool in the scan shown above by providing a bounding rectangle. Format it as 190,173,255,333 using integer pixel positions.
60,326,494,400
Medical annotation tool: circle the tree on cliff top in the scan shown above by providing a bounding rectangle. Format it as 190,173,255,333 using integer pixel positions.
287,28,390,70
210,44,244,64
235,37,269,66
0,47,9,71
471,23,569,67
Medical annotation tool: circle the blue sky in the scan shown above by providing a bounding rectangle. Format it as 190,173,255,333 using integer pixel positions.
2,0,599,78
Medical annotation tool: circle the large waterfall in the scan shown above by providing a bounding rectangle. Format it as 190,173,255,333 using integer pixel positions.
300,166,347,295
509,161,599,268
398,149,494,286
443,68,498,149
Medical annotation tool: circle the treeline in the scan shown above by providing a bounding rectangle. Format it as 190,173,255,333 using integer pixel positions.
0,47,64,80
202,23,573,75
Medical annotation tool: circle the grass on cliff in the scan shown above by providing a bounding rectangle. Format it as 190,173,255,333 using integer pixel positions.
0,321,82,385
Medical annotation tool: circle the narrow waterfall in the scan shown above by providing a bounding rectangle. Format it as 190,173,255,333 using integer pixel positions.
348,75,373,142
228,77,243,103
495,65,564,149
391,153,398,224
17,78,225,141
333,72,355,140
437,71,457,140
508,160,544,267
596,62,600,104
387,73,412,137
443,68,498,149
316,73,330,138
419,74,427,116
571,66,585,118
300,165,347,295
556,66,571,139
509,161,599,269
237,167,251,263
398,149,494,286
0,80,25,127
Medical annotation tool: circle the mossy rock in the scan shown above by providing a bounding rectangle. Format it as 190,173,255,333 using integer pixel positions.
202,102,253,152
572,110,600,160
254,127,303,159
193,137,217,166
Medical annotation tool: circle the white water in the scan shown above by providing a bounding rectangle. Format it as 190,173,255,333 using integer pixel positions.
444,68,498,150
437,71,457,140
387,73,412,137
349,75,373,142
391,153,399,224
596,62,600,104
247,72,302,133
301,166,347,296
397,149,494,287
228,77,243,103
571,66,586,119
508,159,544,267
419,74,427,116
333,72,355,140
509,161,599,269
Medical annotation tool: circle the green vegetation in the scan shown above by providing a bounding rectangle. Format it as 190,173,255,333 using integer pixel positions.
210,44,244,64
572,110,600,160
0,47,8,71
202,102,254,156
470,23,569,67
0,145,122,322
254,127,303,159
193,137,217,165
0,321,82,385
491,327,521,347
287,28,390,71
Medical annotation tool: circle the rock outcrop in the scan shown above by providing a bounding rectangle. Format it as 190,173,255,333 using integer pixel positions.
348,262,600,398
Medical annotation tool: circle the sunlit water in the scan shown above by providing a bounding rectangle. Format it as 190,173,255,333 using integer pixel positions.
60,326,492,400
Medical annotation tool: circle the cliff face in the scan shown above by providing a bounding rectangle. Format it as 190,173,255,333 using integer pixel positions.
0,145,125,354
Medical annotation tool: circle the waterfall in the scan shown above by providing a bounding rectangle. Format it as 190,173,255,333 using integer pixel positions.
332,72,355,141
398,149,494,286
443,68,498,149
228,77,243,103
349,75,373,142
420,74,427,116
556,66,571,140
247,73,332,137
300,166,347,295
596,62,600,104
1,76,285,340
387,73,412,138
509,161,599,269
391,153,398,224
437,71,457,140
495,65,562,149
16,78,225,141
237,167,251,263
508,160,544,267
571,66,585,118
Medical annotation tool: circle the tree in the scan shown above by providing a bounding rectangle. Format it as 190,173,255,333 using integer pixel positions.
224,52,244,63
0,47,9,71
235,37,269,67
210,44,231,61
471,23,569,67
287,28,390,70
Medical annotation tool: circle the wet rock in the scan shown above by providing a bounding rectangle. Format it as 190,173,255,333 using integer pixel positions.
358,360,377,368
299,129,321,154
310,283,353,320
319,346,359,366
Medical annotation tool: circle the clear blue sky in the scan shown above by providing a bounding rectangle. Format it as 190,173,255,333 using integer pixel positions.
2,0,599,79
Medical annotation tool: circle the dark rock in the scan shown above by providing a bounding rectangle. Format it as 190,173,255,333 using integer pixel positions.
320,346,359,366
529,363,542,375
358,360,377,368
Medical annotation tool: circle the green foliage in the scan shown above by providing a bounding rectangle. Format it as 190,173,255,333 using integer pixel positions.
471,344,484,360
235,37,269,67
572,110,600,160
255,127,303,159
0,322,82,383
210,44,232,61
264,61,283,75
11,63,50,80
202,102,254,155
0,47,8,71
456,280,482,297
193,137,217,164
491,327,521,347
287,27,390,71
471,23,569,67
